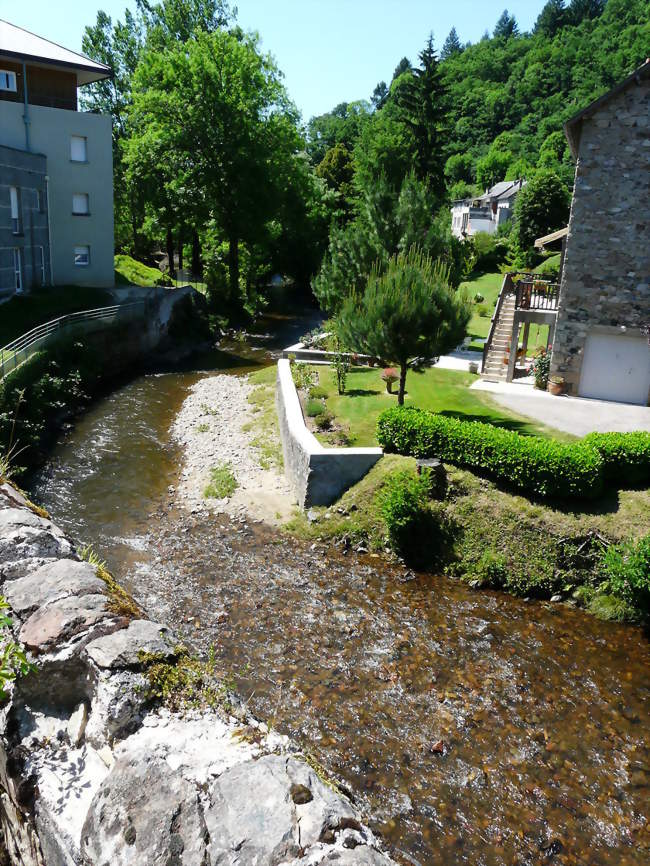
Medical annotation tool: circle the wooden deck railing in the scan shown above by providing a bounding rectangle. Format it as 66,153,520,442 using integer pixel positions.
514,275,560,311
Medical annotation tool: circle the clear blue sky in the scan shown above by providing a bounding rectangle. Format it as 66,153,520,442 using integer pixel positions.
3,0,546,120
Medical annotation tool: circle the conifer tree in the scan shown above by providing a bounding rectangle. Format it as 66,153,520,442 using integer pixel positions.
441,27,462,60
568,0,606,24
534,0,567,37
396,34,449,199
493,9,519,39
337,248,471,405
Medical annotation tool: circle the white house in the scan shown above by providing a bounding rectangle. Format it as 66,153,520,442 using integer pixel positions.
451,179,526,239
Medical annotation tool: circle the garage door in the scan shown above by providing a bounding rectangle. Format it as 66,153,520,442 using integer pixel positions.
579,334,650,405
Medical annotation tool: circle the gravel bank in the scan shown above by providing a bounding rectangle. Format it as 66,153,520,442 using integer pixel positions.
171,373,295,524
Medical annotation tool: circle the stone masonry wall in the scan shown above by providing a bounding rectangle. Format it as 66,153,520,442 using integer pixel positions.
0,480,395,866
550,77,650,395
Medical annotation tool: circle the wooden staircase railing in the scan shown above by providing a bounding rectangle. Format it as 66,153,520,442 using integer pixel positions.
482,273,513,374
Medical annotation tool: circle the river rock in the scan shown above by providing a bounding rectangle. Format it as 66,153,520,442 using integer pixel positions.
205,754,358,864
19,593,111,653
80,753,208,866
85,620,176,670
4,559,104,617
0,507,73,579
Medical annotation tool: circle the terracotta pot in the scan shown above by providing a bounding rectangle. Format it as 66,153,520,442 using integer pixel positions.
548,380,564,396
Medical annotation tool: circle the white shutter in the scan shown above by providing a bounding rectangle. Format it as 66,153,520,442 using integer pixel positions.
70,136,87,162
72,193,89,214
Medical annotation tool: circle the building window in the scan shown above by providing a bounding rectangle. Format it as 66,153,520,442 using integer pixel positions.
0,70,17,92
72,193,89,215
70,135,88,162
35,246,46,285
13,249,22,292
9,186,21,234
74,245,90,267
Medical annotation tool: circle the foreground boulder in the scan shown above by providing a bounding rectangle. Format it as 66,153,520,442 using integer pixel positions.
0,482,396,866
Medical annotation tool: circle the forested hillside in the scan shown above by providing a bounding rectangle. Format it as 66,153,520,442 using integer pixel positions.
309,0,649,197
81,0,649,317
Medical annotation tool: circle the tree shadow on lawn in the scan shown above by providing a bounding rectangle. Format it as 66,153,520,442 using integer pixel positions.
437,409,544,436
344,388,382,397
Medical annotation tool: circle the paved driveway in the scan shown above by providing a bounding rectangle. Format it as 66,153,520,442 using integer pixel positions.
471,379,650,436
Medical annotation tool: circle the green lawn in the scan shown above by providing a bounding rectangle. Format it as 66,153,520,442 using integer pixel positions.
460,272,503,350
0,285,115,348
304,364,572,446
461,270,552,354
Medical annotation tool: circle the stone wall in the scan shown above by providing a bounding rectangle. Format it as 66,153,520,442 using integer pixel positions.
550,76,650,396
276,359,382,507
0,480,395,865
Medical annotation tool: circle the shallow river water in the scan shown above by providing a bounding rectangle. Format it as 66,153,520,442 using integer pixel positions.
30,315,649,866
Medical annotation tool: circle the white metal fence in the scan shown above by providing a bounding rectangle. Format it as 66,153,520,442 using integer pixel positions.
0,301,146,382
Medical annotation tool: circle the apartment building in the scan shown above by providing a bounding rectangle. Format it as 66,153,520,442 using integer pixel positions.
0,20,114,296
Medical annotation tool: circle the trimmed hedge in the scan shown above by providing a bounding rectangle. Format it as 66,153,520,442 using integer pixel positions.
583,432,650,488
376,407,604,500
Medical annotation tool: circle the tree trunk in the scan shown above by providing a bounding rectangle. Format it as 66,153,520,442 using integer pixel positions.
229,235,239,300
191,229,201,277
177,229,183,273
166,227,175,279
398,363,408,406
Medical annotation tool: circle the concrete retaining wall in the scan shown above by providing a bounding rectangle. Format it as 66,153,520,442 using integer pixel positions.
276,359,382,507
0,481,395,866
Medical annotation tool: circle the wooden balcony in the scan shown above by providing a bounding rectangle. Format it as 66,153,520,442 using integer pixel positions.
512,273,560,312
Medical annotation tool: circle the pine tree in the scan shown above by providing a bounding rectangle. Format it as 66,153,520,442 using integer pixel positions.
371,81,389,109
568,0,606,24
493,9,519,39
392,57,412,81
441,27,462,60
396,34,449,199
534,0,567,37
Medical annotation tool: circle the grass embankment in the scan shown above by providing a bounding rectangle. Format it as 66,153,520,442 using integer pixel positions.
301,364,572,446
286,454,650,622
243,361,646,622
0,285,114,348
114,254,164,287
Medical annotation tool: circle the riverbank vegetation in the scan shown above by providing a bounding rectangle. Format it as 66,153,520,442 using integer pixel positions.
0,286,114,348
285,453,650,623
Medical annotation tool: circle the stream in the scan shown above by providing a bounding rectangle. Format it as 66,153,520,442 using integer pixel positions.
29,312,649,866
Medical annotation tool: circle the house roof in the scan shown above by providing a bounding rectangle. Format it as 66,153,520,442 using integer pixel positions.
534,226,568,249
0,20,112,86
564,58,650,159
452,178,526,207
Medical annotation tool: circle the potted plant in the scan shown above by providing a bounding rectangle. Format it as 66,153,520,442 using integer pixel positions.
548,375,565,396
381,367,399,394
531,348,550,390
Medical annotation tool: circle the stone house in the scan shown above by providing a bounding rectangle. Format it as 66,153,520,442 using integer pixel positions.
549,59,650,405
451,179,525,239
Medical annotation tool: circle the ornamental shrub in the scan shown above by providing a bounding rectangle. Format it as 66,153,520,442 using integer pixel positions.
583,432,650,488
376,407,604,500
601,534,650,618
305,399,325,417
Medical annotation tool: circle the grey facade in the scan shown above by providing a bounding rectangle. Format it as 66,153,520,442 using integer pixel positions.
550,62,650,404
0,144,50,296
0,21,114,295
